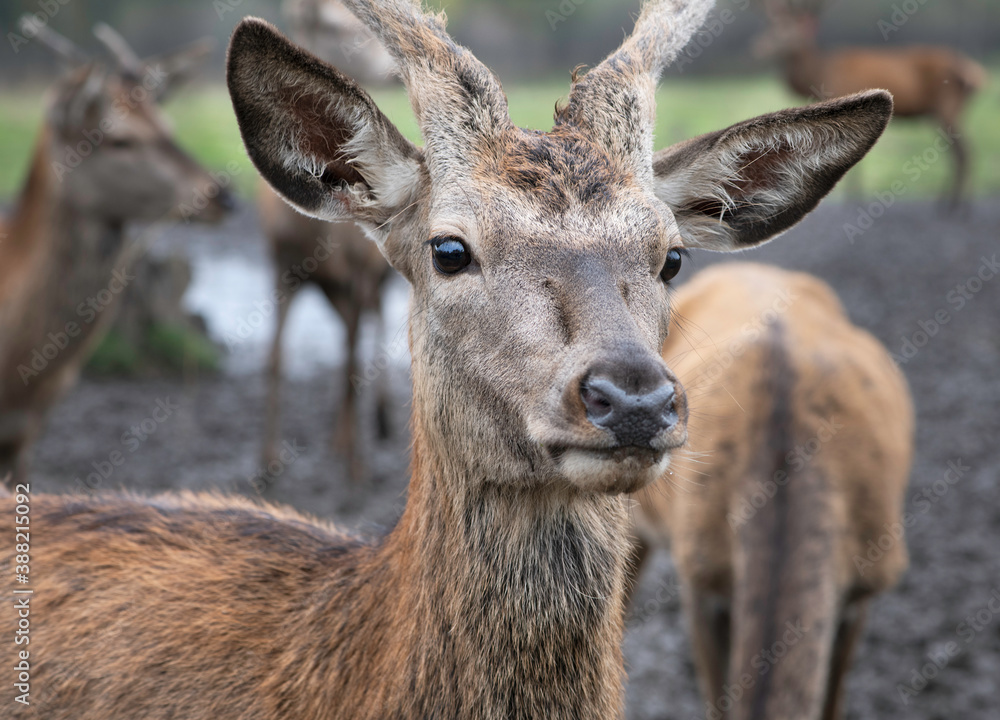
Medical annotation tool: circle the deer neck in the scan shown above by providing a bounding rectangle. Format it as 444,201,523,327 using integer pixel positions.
7,130,131,282
375,414,631,719
0,133,130,394
3,133,56,279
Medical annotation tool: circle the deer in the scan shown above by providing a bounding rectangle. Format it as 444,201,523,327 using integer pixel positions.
0,21,234,489
0,0,896,717
757,0,986,211
258,0,398,482
283,0,396,80
630,262,914,720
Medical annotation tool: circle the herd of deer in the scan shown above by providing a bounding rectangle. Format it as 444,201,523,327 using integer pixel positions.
5,0,989,716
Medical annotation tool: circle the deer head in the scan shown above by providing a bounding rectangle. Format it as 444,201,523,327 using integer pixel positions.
227,0,891,495
755,0,823,57
283,0,397,84
28,18,233,224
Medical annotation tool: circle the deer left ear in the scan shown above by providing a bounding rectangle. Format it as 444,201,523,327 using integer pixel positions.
653,90,892,251
227,18,422,244
51,65,108,135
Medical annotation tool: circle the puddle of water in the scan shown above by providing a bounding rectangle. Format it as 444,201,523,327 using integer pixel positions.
183,250,411,379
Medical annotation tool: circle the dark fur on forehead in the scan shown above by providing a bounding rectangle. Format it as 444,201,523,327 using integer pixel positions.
495,127,627,213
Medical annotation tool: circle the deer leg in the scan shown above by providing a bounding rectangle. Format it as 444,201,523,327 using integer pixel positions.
329,293,363,482
263,279,295,469
0,442,19,490
945,126,969,214
0,411,40,490
682,584,730,717
821,599,869,720
372,299,392,441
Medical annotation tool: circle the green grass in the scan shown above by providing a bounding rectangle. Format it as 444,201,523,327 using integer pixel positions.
2,71,999,201
85,322,220,377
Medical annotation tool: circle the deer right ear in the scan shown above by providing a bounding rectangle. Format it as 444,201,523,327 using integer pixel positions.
226,18,421,240
653,90,893,251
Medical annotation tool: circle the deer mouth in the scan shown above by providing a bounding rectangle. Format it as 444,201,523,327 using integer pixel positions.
548,444,666,466
545,443,676,494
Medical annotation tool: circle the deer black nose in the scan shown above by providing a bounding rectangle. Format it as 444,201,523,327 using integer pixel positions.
581,375,678,448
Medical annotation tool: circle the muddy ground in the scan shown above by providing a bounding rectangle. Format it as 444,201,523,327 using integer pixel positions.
27,198,1000,719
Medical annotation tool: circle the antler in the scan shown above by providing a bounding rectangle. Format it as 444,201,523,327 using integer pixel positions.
339,0,512,174
19,15,88,64
93,22,144,75
557,0,715,183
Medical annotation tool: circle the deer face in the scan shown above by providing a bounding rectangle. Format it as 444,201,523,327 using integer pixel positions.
228,1,892,494
387,128,686,493
49,68,233,224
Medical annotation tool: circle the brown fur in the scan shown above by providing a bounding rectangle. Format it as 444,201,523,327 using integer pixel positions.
0,40,231,488
2,462,633,719
760,3,986,209
1,2,897,717
634,263,914,720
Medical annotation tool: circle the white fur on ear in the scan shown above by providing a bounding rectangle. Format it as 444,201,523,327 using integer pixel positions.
342,118,423,216
275,116,422,236
295,154,327,180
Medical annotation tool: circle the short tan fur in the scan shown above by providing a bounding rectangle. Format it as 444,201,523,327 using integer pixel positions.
635,262,913,720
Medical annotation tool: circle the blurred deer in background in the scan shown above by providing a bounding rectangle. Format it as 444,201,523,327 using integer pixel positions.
0,0,899,715
758,0,986,211
258,0,397,482
0,21,233,488
632,263,914,720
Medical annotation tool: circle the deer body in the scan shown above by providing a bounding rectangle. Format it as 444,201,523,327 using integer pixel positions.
14,455,632,719
259,0,396,478
258,184,392,477
0,47,231,486
763,6,986,209
780,43,984,120
2,0,896,715
635,263,913,720
1,134,134,480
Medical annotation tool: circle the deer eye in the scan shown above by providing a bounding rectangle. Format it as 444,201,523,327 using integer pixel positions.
659,248,684,283
430,236,472,275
